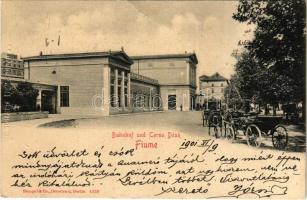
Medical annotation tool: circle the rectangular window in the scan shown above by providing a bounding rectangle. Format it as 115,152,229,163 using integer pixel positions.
60,86,69,107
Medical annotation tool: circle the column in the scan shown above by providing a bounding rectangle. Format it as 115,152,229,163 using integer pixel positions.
102,66,110,115
194,67,196,85
56,85,61,113
149,88,152,110
194,68,196,84
186,62,189,84
127,73,131,108
36,89,42,111
114,69,118,107
191,67,194,85
121,71,125,108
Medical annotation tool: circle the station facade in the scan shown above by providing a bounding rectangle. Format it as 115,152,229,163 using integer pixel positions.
131,53,198,111
21,50,197,115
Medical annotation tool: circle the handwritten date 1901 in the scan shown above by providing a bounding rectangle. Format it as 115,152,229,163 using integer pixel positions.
179,139,218,154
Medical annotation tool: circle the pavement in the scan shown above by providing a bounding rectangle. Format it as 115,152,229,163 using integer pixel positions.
2,111,306,153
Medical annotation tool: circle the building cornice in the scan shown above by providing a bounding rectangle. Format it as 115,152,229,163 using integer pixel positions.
23,51,134,65
131,53,198,64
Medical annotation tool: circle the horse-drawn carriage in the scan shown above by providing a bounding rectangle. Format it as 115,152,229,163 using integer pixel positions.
201,80,289,149
223,111,288,149
202,105,288,149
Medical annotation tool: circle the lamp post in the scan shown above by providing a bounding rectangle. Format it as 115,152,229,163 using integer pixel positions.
206,87,210,110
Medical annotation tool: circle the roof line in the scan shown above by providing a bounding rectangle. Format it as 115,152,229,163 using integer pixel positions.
130,53,198,64
23,50,133,64
199,72,228,81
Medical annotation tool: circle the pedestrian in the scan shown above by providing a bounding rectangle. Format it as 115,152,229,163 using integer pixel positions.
180,104,183,111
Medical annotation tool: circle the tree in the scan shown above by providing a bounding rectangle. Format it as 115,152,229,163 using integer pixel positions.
1,80,17,112
226,50,297,115
224,75,242,109
15,82,38,112
1,80,38,112
233,0,305,117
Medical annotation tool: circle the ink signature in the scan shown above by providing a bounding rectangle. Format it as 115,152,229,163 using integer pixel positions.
208,184,287,198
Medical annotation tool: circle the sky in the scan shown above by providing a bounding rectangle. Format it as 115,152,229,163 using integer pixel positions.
1,1,253,79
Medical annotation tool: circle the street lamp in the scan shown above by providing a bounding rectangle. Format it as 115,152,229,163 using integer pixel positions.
206,87,209,110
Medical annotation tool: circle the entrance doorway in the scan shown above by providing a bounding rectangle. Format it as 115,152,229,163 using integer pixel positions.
168,95,176,110
42,90,56,114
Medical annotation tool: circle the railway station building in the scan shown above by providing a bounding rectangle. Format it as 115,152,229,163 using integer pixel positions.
20,50,197,115
131,53,198,111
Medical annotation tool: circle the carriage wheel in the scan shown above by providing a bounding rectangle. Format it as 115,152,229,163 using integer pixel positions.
246,124,262,148
272,125,288,149
225,126,235,142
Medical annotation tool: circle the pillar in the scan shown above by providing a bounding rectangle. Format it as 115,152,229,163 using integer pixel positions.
149,88,152,110
114,69,118,107
56,85,61,113
36,89,42,111
127,72,131,108
121,71,125,108
186,61,189,84
102,65,110,115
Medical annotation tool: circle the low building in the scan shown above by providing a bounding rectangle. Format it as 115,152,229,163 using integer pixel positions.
199,72,228,109
23,51,134,116
5,51,198,116
1,53,24,79
131,53,198,111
